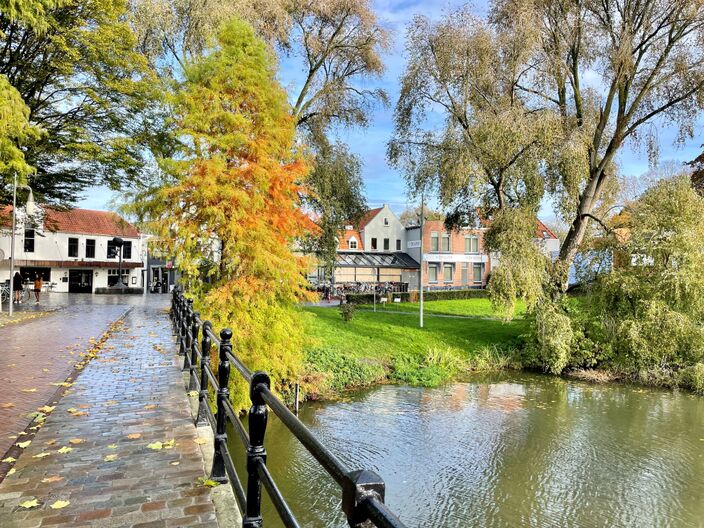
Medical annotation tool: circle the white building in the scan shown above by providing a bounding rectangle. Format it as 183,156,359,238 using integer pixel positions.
1,206,145,293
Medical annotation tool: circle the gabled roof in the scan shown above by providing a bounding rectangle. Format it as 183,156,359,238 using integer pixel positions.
2,206,140,237
536,218,558,240
358,207,384,229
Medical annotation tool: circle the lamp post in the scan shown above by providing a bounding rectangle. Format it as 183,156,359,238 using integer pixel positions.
110,237,126,289
9,174,35,317
419,191,425,329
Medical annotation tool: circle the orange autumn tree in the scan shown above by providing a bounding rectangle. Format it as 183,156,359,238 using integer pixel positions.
142,19,316,409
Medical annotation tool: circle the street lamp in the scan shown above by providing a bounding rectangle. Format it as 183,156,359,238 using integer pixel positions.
109,237,126,289
9,174,35,317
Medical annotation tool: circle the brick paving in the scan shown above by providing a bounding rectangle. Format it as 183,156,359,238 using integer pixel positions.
0,298,219,528
0,305,131,458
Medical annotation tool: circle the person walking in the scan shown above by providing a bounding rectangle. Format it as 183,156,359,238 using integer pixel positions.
33,274,43,304
12,271,23,304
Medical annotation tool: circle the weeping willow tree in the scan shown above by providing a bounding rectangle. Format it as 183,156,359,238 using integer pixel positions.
388,7,562,316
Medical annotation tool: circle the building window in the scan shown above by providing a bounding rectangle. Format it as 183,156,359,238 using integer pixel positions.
107,239,118,259
396,239,401,251
371,238,377,250
428,264,438,283
349,237,358,249
24,229,35,253
441,233,450,252
473,263,483,283
383,238,389,251
465,235,478,253
384,217,389,226
85,239,95,259
443,264,453,282
430,232,439,252
107,268,129,287
123,241,132,259
461,263,469,285
68,237,78,258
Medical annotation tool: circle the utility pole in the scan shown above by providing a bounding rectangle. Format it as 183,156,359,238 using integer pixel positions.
8,174,17,317
419,191,425,329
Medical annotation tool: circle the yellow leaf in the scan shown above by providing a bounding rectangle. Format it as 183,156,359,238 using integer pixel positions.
22,388,37,393
45,439,57,446
104,454,118,462
57,446,72,454
71,411,88,417
16,441,31,449
66,408,78,413
1,403,15,408
49,500,70,509
187,391,198,397
147,442,163,450
2,457,16,463
107,444,118,449
19,499,39,509
78,404,90,409
163,439,175,449
127,433,142,439
37,406,55,413
193,438,207,445
170,461,180,466
41,476,63,483
68,438,84,445
32,452,51,459
7,468,16,476
144,404,157,410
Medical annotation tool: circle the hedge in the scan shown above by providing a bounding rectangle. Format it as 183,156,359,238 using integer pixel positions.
347,288,488,304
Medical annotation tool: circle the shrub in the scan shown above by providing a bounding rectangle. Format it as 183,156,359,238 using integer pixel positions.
524,299,574,374
339,302,356,322
678,363,704,395
303,347,386,395
390,346,464,386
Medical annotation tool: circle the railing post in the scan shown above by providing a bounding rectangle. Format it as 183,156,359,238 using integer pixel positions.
196,321,213,426
171,289,180,334
342,470,386,528
243,370,270,528
183,306,195,371
211,328,232,484
179,298,192,356
187,312,200,385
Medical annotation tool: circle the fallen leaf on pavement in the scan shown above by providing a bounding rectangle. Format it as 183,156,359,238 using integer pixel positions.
22,388,37,393
127,433,141,439
107,444,118,449
7,468,16,476
19,499,39,509
1,457,16,463
68,439,84,445
197,477,220,488
147,442,163,450
187,391,198,397
70,411,88,417
32,452,50,459
170,461,180,466
66,408,78,413
163,439,175,449
194,438,207,445
37,406,55,414
1,403,14,408
143,404,157,410
57,446,72,454
16,441,31,449
49,500,70,509
41,476,63,483
78,404,90,409
45,439,57,446
104,454,118,462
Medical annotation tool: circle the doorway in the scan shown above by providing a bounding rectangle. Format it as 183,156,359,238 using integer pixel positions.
68,270,93,293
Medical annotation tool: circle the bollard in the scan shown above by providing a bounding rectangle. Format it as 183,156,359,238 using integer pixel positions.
243,371,271,528
187,312,200,382
342,470,386,528
196,321,213,427
211,328,232,484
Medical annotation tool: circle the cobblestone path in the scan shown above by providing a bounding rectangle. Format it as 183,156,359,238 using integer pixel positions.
0,299,219,528
0,305,131,458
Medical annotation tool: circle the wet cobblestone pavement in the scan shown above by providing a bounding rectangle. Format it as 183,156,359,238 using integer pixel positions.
0,298,218,527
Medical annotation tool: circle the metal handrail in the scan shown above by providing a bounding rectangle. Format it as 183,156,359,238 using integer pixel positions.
170,287,408,528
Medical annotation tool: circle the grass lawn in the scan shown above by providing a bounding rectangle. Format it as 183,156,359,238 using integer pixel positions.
302,300,528,394
357,297,526,318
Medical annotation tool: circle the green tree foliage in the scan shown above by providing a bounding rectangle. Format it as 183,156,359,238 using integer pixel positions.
527,177,704,387
0,75,40,182
302,140,366,280
0,0,158,204
134,19,315,410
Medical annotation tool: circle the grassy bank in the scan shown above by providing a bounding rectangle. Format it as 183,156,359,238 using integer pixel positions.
357,298,527,318
301,301,527,398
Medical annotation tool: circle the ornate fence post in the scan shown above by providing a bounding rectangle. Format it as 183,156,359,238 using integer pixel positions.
196,321,213,427
188,312,200,386
171,289,180,334
179,298,192,356
342,470,387,528
243,370,271,528
211,328,232,484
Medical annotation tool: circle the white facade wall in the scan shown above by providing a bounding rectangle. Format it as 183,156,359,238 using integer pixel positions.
361,205,406,252
0,210,145,293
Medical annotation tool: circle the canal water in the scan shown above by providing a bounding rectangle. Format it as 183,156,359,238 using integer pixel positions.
229,372,704,527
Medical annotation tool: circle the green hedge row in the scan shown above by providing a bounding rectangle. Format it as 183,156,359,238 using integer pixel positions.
347,288,488,304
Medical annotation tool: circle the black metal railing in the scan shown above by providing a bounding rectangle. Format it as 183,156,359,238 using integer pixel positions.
170,287,407,528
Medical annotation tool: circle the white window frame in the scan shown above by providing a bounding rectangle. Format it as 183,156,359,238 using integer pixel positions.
428,264,438,283
473,263,483,283
348,237,358,249
441,233,450,252
443,263,453,283
430,232,439,252
465,235,478,254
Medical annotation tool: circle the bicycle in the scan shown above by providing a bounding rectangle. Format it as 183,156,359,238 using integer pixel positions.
0,284,9,304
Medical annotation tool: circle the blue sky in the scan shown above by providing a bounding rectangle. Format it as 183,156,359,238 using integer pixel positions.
78,0,703,221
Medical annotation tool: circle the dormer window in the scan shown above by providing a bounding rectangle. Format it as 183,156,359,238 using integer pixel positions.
543,230,549,239
348,237,358,249
384,217,389,226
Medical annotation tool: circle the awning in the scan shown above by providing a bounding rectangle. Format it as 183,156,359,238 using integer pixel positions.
336,251,419,269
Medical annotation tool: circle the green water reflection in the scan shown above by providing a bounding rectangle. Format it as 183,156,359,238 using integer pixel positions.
228,372,704,527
